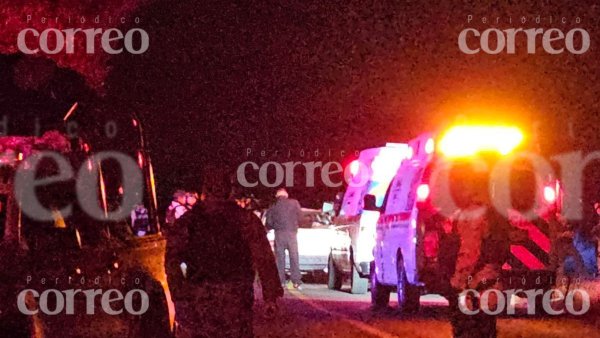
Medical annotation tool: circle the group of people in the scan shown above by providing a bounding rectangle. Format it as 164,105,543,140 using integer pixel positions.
162,175,306,337
166,190,199,224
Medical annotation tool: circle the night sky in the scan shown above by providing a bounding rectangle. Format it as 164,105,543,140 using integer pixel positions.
2,0,600,207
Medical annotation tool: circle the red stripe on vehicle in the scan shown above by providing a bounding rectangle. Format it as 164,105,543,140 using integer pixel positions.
526,224,551,254
510,245,546,270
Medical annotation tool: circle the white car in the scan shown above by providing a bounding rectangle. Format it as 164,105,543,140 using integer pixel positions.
264,208,334,274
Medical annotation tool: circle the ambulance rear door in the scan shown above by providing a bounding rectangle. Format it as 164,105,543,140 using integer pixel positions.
374,134,434,286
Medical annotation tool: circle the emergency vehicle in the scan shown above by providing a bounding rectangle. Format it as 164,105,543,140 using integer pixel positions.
330,125,562,310
329,144,409,293
0,109,173,336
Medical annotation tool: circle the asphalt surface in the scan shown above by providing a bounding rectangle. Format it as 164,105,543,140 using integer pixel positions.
253,283,600,338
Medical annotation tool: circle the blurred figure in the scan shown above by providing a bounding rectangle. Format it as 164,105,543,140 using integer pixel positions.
185,192,198,210
165,172,282,338
449,170,509,338
131,204,150,236
165,190,188,226
266,188,303,289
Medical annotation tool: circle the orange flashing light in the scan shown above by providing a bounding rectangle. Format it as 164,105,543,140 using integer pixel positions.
438,125,524,158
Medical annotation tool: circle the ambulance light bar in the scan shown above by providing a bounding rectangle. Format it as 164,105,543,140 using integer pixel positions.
438,125,523,158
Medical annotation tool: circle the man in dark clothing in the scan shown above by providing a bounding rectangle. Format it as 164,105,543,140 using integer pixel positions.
164,173,282,338
266,188,303,289
448,170,509,338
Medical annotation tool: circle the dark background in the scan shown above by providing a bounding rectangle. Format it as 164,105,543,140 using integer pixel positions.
2,0,600,210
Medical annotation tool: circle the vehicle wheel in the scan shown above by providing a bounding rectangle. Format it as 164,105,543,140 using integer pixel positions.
397,256,420,313
327,254,342,290
370,261,390,308
350,259,368,294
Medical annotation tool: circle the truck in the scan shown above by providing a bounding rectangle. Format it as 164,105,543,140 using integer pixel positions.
0,109,173,337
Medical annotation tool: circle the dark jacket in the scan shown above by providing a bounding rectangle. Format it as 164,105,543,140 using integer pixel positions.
265,197,303,232
165,200,283,301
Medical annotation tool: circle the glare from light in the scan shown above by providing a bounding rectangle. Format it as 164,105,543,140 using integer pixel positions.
370,148,403,183
416,184,430,202
543,186,556,203
438,125,524,158
425,138,435,154
407,146,414,159
349,160,360,176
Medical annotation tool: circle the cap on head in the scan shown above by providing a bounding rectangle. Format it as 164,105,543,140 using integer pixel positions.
275,188,288,198
173,190,186,199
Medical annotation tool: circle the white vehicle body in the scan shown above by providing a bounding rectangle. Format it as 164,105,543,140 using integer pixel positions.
369,127,560,312
329,144,410,293
265,208,334,273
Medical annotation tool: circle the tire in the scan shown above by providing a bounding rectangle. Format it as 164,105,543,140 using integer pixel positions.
370,261,390,308
327,254,342,290
397,255,420,313
350,259,368,294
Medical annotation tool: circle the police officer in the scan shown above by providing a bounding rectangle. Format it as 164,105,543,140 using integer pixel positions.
164,172,282,337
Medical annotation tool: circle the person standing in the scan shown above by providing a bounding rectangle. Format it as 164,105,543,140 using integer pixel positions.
131,204,150,236
266,188,304,289
449,172,509,338
165,190,189,226
164,173,282,338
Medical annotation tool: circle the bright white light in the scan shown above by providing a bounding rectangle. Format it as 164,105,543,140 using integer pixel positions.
356,210,380,263
349,160,360,176
416,184,430,202
425,138,435,154
544,186,557,203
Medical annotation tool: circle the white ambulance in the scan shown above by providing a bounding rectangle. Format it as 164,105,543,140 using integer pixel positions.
330,125,561,311
328,143,410,293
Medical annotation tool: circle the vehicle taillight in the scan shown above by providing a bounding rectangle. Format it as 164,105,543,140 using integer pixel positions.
417,184,430,202
543,185,556,203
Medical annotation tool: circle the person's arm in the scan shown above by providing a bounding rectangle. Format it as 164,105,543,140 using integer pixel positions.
295,200,303,224
174,205,187,220
240,211,283,302
265,207,274,230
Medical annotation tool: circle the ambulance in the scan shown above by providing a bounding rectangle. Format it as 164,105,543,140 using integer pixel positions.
330,125,561,310
329,143,410,293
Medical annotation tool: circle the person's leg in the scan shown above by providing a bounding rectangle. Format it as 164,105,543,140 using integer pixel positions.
218,282,255,338
274,231,288,285
287,231,302,285
449,292,467,338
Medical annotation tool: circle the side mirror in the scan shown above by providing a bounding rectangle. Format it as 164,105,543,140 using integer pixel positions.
363,194,380,212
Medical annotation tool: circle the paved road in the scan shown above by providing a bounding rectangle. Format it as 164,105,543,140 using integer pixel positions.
253,283,600,338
